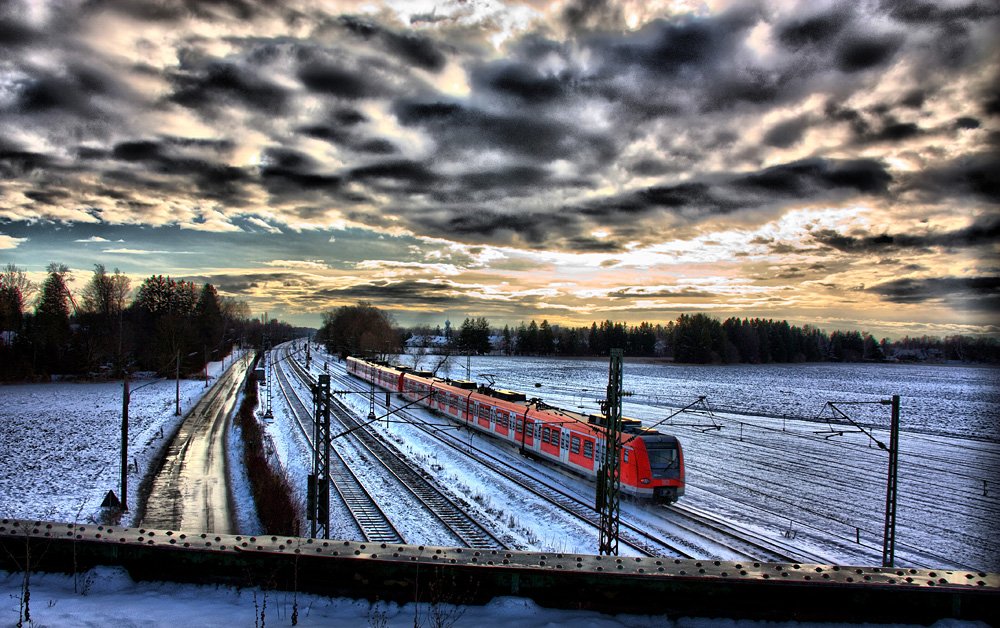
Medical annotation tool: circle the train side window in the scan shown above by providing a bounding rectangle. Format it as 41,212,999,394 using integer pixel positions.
515,419,523,433
570,436,580,454
542,426,550,443
624,449,630,463
583,440,593,458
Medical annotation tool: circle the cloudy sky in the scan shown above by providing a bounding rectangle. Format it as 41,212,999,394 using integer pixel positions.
1,0,997,337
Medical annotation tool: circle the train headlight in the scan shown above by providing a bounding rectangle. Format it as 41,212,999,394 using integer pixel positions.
640,478,650,485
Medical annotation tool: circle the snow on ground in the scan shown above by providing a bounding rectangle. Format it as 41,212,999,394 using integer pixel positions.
0,567,990,628
0,344,994,627
269,348,998,571
0,351,248,527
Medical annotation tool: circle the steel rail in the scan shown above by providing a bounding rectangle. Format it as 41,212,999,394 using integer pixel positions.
325,356,875,564
323,364,698,558
667,502,834,564
271,348,404,544
285,352,507,550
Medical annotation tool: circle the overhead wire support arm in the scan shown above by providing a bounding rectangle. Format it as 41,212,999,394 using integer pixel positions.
822,401,888,449
821,398,901,567
624,396,720,443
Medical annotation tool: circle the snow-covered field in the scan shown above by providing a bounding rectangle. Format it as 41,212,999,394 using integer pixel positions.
263,347,998,572
0,353,248,526
0,345,995,627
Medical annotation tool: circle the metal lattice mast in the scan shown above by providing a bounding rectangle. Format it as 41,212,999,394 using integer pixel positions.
882,395,900,567
261,331,273,418
598,348,624,555
308,374,331,539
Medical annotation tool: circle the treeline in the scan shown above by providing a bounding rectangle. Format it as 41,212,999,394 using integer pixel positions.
0,263,297,381
404,313,1000,364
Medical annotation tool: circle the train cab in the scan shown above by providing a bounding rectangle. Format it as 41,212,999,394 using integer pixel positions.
632,434,685,503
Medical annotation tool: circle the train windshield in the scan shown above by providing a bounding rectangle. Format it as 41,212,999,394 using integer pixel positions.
645,442,680,479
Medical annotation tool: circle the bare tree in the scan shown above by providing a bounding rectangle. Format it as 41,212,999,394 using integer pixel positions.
0,263,36,332
81,264,131,318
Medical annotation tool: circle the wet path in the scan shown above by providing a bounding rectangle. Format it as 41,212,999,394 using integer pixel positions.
141,354,252,533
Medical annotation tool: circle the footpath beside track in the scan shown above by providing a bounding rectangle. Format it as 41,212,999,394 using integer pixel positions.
140,354,252,534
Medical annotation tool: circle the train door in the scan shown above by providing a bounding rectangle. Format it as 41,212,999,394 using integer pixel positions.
495,410,509,437
517,416,534,448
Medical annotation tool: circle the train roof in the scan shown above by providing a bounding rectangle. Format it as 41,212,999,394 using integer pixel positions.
353,357,665,439
484,388,526,402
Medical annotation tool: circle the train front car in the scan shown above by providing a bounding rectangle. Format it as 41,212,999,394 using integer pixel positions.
631,434,685,504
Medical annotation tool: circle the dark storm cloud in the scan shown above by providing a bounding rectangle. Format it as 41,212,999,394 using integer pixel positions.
811,215,1000,252
310,280,463,306
598,7,759,78
470,61,569,105
249,146,344,198
297,61,392,99
84,0,276,23
833,32,903,73
190,272,305,293
570,158,892,227
902,153,1000,203
337,15,447,72
0,149,52,178
879,0,1000,24
725,158,890,199
393,99,616,166
866,276,1000,310
763,116,817,149
107,138,250,199
299,122,399,155
348,160,438,187
401,204,581,248
606,287,717,300
776,5,854,50
6,60,129,118
0,15,38,48
824,102,925,145
560,0,626,33
169,62,288,115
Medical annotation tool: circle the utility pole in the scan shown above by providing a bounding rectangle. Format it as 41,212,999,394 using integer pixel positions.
308,374,331,538
175,351,181,416
598,348,624,555
883,395,900,567
825,397,901,568
261,331,273,419
121,372,129,511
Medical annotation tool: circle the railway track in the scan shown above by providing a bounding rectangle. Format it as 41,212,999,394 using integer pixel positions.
277,348,507,550
271,350,403,543
320,351,867,563
665,502,834,564
321,364,697,558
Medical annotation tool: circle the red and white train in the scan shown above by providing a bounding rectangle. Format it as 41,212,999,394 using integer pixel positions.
346,356,685,503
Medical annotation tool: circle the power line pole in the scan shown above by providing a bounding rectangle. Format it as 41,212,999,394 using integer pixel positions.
598,348,624,555
308,374,331,539
121,372,129,511
261,331,273,419
883,395,900,567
